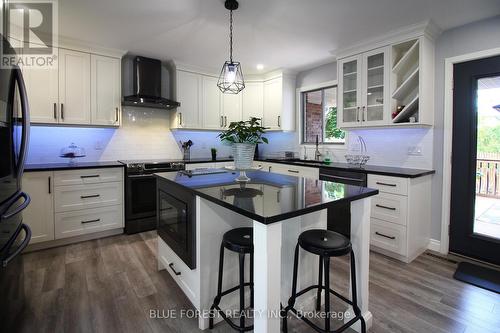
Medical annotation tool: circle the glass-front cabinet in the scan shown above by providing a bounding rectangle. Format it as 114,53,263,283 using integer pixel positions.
338,46,389,128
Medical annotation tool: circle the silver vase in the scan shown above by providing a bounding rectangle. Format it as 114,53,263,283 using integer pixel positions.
232,143,256,170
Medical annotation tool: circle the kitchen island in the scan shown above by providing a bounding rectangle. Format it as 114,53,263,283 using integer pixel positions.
154,170,378,332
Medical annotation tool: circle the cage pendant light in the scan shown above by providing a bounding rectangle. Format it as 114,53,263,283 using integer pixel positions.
217,0,245,94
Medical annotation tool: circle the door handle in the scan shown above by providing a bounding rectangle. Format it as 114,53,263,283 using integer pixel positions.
115,107,119,122
1,192,31,220
48,176,51,194
168,263,181,276
80,194,100,199
60,103,64,120
375,204,396,211
287,169,299,174
375,231,396,240
2,224,31,267
278,115,281,127
53,103,57,119
81,218,100,224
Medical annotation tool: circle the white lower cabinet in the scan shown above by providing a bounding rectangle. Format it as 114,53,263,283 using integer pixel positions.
23,167,124,246
55,205,123,239
22,172,55,244
368,174,432,263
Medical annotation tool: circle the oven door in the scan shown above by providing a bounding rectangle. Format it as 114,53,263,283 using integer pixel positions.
157,185,195,269
125,174,157,221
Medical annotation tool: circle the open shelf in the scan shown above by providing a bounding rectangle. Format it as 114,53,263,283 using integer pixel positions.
392,95,419,123
392,68,419,100
392,40,419,74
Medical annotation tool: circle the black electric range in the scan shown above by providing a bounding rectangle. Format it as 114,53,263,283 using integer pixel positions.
119,159,185,234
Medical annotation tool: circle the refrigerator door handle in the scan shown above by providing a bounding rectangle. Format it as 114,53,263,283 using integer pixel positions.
0,192,30,220
13,67,30,178
2,224,31,267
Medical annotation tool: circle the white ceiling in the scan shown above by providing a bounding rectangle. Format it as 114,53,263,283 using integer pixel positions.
59,0,500,74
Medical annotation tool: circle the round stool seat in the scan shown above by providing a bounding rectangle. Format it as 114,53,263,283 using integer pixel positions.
298,229,351,257
222,227,253,253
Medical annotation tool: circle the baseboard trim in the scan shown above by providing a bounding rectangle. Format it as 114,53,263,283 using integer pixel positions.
427,239,441,252
24,228,124,253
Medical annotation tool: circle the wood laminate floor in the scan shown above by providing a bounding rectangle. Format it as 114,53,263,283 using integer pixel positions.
1,231,499,333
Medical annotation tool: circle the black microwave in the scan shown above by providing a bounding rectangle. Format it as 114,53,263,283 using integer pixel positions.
157,179,196,269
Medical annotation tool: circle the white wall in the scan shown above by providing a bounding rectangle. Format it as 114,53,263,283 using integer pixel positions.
431,15,500,240
27,106,232,163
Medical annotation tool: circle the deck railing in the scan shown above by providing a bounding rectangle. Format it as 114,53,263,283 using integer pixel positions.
476,157,500,198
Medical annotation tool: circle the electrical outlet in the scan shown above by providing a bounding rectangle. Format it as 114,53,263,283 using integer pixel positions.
407,146,422,156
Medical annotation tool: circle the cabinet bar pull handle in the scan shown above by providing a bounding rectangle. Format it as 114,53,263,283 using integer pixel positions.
356,107,360,122
220,116,224,127
179,112,183,125
81,175,100,178
375,232,396,240
224,116,227,127
376,182,397,187
82,218,100,224
80,194,100,199
168,263,181,276
60,103,64,120
287,169,299,174
362,106,366,121
376,204,396,211
48,176,51,194
115,107,119,122
53,103,57,119
278,115,281,127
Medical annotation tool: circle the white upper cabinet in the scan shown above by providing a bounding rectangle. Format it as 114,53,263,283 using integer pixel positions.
337,24,435,128
22,48,59,124
173,68,294,131
91,55,121,126
173,70,202,129
242,81,263,121
263,75,295,131
222,92,242,127
338,46,389,128
201,76,223,130
58,48,91,125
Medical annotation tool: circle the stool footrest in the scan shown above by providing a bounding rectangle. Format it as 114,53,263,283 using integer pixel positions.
211,304,254,332
292,285,354,307
218,282,253,299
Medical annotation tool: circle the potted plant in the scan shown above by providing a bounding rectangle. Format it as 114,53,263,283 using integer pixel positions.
218,117,268,170
210,148,217,161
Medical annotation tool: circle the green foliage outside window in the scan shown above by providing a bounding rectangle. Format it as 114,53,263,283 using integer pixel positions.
325,107,345,142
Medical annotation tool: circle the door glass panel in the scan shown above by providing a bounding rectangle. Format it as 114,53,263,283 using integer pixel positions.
343,60,358,122
366,52,384,122
474,76,500,240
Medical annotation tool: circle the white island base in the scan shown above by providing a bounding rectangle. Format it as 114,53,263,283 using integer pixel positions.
158,196,372,333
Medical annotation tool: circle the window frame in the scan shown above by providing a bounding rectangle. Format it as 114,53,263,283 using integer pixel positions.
299,82,345,145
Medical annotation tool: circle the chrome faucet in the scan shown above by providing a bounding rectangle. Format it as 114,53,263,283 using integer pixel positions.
314,135,322,161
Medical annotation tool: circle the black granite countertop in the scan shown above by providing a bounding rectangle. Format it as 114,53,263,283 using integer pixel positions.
155,170,378,224
259,159,435,178
25,161,125,172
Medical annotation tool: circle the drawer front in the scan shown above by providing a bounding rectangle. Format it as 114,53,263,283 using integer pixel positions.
269,163,319,179
55,205,123,239
54,182,122,213
54,167,123,186
158,237,198,305
185,162,215,171
371,192,408,226
370,218,407,256
368,174,408,196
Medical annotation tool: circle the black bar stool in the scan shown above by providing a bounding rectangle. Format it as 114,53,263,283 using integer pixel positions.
209,227,254,332
282,229,366,333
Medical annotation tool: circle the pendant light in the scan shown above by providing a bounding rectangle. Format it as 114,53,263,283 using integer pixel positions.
217,0,245,94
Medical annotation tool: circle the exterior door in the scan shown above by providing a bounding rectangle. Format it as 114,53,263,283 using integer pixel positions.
58,48,91,125
91,55,121,126
338,55,363,127
449,55,500,265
